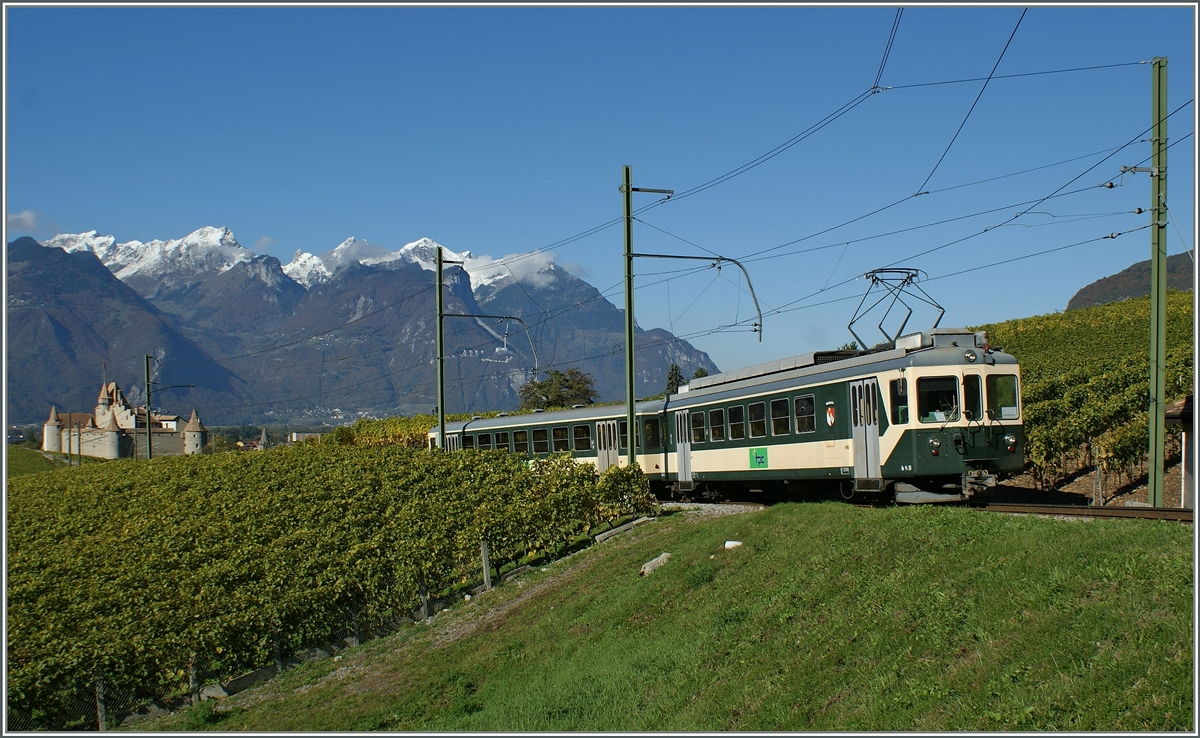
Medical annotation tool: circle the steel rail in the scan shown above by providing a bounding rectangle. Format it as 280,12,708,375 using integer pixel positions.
969,502,1192,523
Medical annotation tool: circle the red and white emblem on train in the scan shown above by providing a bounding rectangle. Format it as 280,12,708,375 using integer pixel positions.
826,404,836,427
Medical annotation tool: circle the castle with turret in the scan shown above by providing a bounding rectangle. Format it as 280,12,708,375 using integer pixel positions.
41,382,207,460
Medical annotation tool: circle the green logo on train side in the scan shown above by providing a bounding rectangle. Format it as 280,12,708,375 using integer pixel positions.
749,447,768,469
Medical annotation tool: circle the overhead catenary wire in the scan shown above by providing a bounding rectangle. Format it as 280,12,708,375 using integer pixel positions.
882,61,1146,91
160,66,1190,400
716,126,1179,326
888,100,1194,268
925,226,1152,282
914,7,1027,195
736,140,1137,265
417,59,1161,283
872,8,904,92
217,216,1158,415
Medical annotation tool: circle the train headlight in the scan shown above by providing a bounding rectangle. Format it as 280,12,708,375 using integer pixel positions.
1004,433,1017,453
964,349,978,363
929,436,941,456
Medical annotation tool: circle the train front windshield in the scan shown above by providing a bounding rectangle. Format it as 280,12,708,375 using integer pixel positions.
986,374,1020,420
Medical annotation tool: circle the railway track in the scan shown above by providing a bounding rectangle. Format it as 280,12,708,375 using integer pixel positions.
665,495,1191,522
968,502,1192,523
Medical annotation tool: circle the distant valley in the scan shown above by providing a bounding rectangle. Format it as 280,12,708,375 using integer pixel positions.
6,229,717,426
8,228,1191,428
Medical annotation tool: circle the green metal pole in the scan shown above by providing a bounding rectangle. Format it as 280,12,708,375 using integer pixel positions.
436,247,447,450
623,165,637,464
144,355,153,460
1148,57,1168,507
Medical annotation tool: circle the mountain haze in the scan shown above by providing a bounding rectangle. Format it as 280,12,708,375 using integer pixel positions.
8,229,718,425
5,238,248,424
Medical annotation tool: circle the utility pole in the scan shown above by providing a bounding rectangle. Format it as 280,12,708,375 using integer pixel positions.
434,246,537,449
621,166,673,464
436,247,446,449
144,355,153,460
1148,57,1168,508
436,247,464,450
623,166,635,463
1118,57,1168,507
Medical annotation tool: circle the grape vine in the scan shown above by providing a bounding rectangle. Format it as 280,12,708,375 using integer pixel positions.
6,445,655,726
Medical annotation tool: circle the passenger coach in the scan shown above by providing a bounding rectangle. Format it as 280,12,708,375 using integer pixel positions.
430,327,1023,503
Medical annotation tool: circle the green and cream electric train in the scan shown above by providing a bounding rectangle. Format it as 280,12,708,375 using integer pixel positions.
429,327,1023,503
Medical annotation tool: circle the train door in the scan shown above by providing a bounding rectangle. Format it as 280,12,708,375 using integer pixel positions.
674,409,693,488
445,434,462,451
596,420,619,472
851,378,882,483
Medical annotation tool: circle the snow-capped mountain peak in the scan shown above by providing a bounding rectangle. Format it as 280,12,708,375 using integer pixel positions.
285,236,475,287
41,230,119,261
41,226,255,296
282,250,332,288
41,226,562,297
394,237,473,271
110,226,252,283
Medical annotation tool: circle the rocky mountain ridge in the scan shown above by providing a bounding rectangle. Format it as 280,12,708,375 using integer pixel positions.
11,228,718,425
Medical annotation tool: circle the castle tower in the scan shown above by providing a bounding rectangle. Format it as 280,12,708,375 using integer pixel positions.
183,409,207,455
42,406,62,453
95,415,122,460
95,383,114,430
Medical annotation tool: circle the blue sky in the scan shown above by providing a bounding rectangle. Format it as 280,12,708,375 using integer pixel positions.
5,4,1196,373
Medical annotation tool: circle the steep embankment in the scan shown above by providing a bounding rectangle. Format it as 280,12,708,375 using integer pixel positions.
135,502,1192,732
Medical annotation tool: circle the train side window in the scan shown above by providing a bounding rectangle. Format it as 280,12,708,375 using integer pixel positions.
552,426,570,452
618,421,641,450
643,418,660,447
532,428,549,453
477,433,492,450
917,377,960,423
986,374,1020,420
709,408,726,442
495,431,510,452
749,402,767,438
963,375,983,421
728,405,746,440
691,411,706,444
462,435,475,450
771,398,790,435
795,394,815,433
890,379,909,424
513,430,529,454
573,424,592,451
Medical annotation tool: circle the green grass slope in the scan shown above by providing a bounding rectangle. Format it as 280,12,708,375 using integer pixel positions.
138,503,1193,732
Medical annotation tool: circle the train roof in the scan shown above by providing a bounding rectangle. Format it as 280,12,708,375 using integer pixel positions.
430,328,1018,435
433,399,667,434
675,328,1015,402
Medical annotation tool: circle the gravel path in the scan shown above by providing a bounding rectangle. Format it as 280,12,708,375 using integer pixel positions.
658,501,764,518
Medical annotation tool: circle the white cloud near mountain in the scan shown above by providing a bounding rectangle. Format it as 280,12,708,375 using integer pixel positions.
7,210,55,234
465,250,560,289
